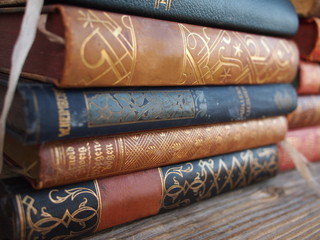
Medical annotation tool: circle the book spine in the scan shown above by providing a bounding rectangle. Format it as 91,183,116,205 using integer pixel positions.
4,116,287,189
47,5,298,87
278,126,320,171
0,145,278,239
287,96,320,129
50,0,298,37
10,83,297,143
297,61,320,94
293,18,320,62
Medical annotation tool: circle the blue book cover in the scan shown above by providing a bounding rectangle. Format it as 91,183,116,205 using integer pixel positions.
49,0,298,37
1,77,297,143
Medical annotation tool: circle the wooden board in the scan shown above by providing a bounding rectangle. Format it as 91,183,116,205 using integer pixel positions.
85,162,320,239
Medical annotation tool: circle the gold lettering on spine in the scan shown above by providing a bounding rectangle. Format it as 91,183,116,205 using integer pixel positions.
91,141,116,175
154,0,172,10
53,89,71,137
236,86,251,119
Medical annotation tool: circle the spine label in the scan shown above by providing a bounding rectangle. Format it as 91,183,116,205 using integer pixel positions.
54,89,71,137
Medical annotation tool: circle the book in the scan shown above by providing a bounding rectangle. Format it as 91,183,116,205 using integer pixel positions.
4,116,287,189
290,0,320,17
0,5,299,87
0,0,299,37
0,145,278,240
294,61,320,94
287,95,320,129
278,126,320,171
0,75,298,143
293,18,320,62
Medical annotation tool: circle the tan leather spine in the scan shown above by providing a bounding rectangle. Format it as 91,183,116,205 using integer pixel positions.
95,168,162,230
52,5,298,87
297,61,320,94
37,116,287,189
287,96,320,129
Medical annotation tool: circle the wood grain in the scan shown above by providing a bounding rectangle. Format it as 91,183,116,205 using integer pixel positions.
84,162,320,239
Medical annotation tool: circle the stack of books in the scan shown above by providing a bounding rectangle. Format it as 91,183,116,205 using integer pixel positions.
0,0,300,239
279,0,320,171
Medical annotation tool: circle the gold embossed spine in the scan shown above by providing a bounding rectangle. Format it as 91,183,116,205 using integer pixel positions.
52,5,298,87
37,117,287,189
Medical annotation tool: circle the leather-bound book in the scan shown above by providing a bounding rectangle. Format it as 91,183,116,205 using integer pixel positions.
0,0,299,36
287,95,320,129
294,61,320,94
278,126,320,171
4,116,287,189
0,75,297,143
0,145,278,240
293,18,320,62
0,5,299,87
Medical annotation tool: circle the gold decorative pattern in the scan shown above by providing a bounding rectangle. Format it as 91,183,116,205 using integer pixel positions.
77,10,137,86
43,117,286,187
60,6,297,87
177,25,297,85
159,146,278,210
15,182,101,239
83,90,196,127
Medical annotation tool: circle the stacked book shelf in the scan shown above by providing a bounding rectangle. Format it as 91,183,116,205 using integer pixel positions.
1,0,320,239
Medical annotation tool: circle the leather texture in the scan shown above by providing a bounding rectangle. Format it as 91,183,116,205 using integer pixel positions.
287,96,320,129
51,0,298,37
97,169,162,230
2,78,297,143
278,127,320,171
4,116,287,189
0,145,278,239
56,5,298,87
0,5,298,87
297,61,320,94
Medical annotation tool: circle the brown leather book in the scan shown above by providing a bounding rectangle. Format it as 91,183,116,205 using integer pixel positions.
287,95,320,129
296,61,320,94
278,126,320,171
0,145,278,239
4,116,287,189
0,5,298,87
293,17,320,62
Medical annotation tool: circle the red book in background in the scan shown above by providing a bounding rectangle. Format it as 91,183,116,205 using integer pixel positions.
278,126,320,171
296,61,320,94
293,17,320,62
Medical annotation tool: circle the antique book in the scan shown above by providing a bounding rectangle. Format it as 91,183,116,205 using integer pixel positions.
290,0,320,17
287,95,320,129
294,61,320,94
0,145,278,240
0,5,299,87
4,116,287,189
278,126,320,171
0,0,299,36
0,75,297,143
293,18,320,62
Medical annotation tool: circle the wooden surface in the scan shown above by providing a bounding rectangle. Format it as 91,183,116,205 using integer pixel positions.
84,162,320,240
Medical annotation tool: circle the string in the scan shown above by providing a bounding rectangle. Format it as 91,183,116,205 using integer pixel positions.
0,0,44,173
279,140,320,196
